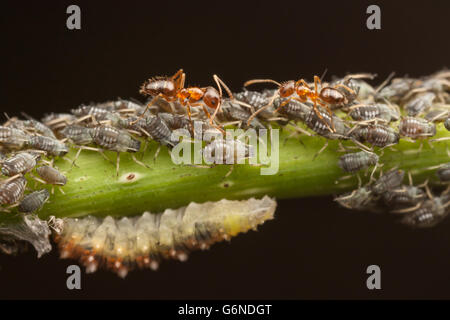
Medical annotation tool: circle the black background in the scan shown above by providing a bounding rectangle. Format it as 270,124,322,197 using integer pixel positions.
1,0,449,299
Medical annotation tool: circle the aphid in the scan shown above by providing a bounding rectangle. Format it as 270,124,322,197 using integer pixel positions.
0,126,30,150
26,135,69,156
18,189,50,213
405,92,436,116
219,99,266,129
144,116,179,147
272,97,311,121
1,152,40,176
403,75,450,102
334,186,376,211
90,125,142,175
350,124,400,148
371,169,405,195
398,117,436,139
383,185,426,208
436,163,450,182
0,176,27,205
71,105,121,126
303,105,348,139
424,108,449,122
41,113,77,131
54,196,276,277
234,90,270,111
348,103,397,123
338,151,379,173
203,139,253,165
400,194,449,228
59,125,94,145
375,77,418,102
91,125,140,153
36,165,67,186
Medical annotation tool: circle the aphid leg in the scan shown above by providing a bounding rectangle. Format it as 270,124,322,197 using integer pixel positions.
402,87,428,101
224,165,234,179
356,174,362,188
374,72,395,94
431,137,450,142
116,152,121,176
153,145,161,163
424,184,434,200
1,174,22,184
131,154,150,169
313,140,328,160
391,201,423,214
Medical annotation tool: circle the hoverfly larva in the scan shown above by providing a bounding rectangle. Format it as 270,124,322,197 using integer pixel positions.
18,189,50,213
1,152,40,176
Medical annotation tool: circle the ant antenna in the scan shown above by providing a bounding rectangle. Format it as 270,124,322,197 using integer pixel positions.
244,79,281,87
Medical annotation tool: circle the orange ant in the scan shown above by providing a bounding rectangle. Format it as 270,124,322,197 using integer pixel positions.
245,75,356,132
138,70,239,132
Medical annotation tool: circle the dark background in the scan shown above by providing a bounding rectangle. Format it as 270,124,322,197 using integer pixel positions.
0,0,449,299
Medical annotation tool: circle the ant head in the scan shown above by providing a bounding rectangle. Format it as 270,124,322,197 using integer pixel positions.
279,80,295,97
203,87,220,109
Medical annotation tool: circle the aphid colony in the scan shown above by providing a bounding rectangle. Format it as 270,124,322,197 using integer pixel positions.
0,115,68,215
0,69,449,277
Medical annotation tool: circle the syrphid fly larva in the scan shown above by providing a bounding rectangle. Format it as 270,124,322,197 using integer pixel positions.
0,176,27,206
1,151,40,176
26,135,69,157
18,189,50,213
54,196,276,278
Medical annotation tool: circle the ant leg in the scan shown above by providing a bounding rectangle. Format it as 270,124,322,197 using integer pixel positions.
170,69,184,81
246,92,279,126
273,97,293,114
132,95,161,124
313,76,335,132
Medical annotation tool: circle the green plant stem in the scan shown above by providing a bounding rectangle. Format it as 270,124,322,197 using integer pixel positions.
1,125,449,222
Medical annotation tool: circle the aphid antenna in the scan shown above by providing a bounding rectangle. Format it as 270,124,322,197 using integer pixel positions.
374,72,396,94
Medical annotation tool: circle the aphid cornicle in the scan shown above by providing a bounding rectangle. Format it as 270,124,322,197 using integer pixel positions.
398,117,436,139
0,176,27,205
36,166,67,186
400,194,450,228
0,126,30,150
26,135,69,156
371,169,405,195
1,152,40,176
405,92,436,116
91,125,140,153
59,125,94,145
18,189,50,213
338,151,379,173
